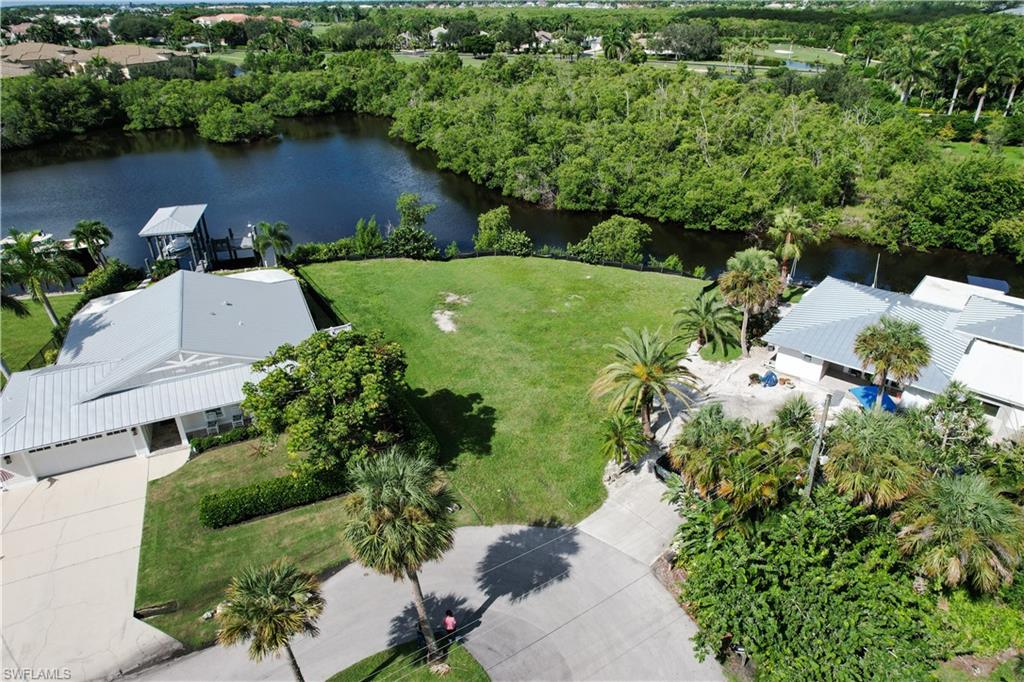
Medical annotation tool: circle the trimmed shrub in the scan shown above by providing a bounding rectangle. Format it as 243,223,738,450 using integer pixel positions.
190,425,256,455
383,224,440,259
198,472,346,529
286,237,356,265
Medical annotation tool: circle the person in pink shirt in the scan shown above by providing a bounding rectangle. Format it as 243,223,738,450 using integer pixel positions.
442,609,457,652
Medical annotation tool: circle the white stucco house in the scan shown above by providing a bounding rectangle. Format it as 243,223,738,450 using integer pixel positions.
0,269,316,488
763,275,1024,440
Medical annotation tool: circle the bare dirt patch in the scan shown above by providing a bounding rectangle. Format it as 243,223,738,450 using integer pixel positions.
443,292,471,305
432,309,457,333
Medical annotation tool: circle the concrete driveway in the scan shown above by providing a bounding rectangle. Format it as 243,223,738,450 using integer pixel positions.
2,457,182,682
134,468,723,682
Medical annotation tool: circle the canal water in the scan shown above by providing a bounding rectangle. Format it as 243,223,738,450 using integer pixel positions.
2,113,1020,294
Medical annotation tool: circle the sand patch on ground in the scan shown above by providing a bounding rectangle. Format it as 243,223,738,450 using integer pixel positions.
434,292,470,332
433,310,457,333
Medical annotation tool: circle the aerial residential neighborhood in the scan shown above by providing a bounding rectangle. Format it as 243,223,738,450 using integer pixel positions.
2,2,1024,682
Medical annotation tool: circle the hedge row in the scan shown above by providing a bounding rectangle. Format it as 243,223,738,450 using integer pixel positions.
198,472,346,529
190,425,256,455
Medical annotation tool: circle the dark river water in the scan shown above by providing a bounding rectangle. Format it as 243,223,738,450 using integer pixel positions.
2,113,1021,294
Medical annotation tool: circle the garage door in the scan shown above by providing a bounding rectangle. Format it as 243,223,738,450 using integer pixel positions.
29,430,137,478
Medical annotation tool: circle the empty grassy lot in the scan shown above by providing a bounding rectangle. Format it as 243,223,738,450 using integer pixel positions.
302,257,705,525
135,438,350,648
938,141,1024,167
1,294,80,371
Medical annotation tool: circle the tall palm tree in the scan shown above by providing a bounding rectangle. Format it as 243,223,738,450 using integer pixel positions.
895,474,1024,593
253,221,293,265
718,248,782,358
1002,36,1024,116
674,292,739,354
602,27,628,61
70,219,113,267
1,268,30,380
969,47,1013,123
858,30,884,68
941,28,975,116
766,206,817,286
1,229,82,327
599,412,648,466
342,447,455,663
853,315,932,411
216,562,325,682
590,327,698,439
823,409,921,509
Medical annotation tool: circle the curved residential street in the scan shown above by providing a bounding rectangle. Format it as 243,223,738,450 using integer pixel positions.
133,468,724,682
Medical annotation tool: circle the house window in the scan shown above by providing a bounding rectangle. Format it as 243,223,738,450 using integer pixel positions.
981,401,1000,417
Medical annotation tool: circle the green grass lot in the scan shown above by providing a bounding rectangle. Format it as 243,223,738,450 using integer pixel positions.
207,49,246,65
749,43,845,65
1,294,80,371
938,142,1024,167
135,439,350,649
392,51,489,68
327,641,489,682
302,257,704,525
699,341,742,363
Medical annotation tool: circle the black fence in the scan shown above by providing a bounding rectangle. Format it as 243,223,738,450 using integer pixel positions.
19,337,60,372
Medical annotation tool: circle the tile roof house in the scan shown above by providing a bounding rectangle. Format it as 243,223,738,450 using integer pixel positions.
0,270,318,488
763,276,1024,439
0,41,186,78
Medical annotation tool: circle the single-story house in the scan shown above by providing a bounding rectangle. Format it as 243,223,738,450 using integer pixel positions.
763,275,1024,439
0,269,317,488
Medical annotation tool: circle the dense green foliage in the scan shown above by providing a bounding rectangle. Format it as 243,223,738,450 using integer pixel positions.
197,102,276,143
567,216,651,265
679,488,942,680
241,330,409,474
198,471,347,529
189,425,258,455
472,206,533,256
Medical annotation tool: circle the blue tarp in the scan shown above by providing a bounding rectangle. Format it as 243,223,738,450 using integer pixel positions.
762,371,778,387
849,385,897,412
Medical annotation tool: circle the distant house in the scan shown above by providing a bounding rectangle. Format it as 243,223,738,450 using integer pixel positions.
533,30,554,46
429,25,447,45
763,275,1024,439
0,270,321,488
0,41,187,78
2,22,34,41
193,13,301,27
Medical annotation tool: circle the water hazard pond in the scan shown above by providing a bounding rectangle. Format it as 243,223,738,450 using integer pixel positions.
2,113,1020,293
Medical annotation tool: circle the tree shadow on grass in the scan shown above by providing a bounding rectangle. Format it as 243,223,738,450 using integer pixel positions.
407,388,496,466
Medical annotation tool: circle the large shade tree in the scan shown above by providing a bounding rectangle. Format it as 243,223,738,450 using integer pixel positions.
717,248,782,357
342,447,455,663
590,327,698,439
70,219,113,267
853,315,932,411
895,474,1024,593
1,229,82,327
216,562,325,682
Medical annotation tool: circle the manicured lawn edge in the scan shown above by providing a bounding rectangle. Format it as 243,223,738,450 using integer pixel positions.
326,641,489,682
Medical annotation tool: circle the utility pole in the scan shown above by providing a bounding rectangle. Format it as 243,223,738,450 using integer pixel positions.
802,393,833,501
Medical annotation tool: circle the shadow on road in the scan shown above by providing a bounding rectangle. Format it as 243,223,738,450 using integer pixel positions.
387,592,475,648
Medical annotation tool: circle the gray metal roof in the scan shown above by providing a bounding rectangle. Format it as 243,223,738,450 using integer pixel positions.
58,270,315,401
764,277,972,395
1,270,317,454
950,296,1024,350
138,204,207,237
1,364,256,455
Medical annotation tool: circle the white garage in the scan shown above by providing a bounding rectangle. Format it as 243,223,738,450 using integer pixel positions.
24,429,137,479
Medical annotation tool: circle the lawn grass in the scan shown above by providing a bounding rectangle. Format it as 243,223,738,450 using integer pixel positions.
1,294,80,370
207,49,246,65
750,42,845,65
135,438,351,649
937,141,1024,167
327,641,489,682
301,257,704,525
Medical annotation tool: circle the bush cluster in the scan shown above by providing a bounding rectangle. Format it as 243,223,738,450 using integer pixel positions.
189,425,256,455
287,237,356,265
198,471,346,529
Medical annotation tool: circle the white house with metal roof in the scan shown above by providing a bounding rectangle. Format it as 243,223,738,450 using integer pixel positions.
763,275,1024,440
0,269,316,488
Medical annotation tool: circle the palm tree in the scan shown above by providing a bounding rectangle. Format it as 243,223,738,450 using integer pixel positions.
1,268,30,380
895,474,1024,593
853,315,932,411
823,409,921,509
599,412,648,466
766,206,817,286
1,229,82,327
70,219,113,267
590,327,698,439
342,447,455,663
1002,36,1024,116
674,292,739,354
253,221,293,265
858,30,884,68
718,248,782,358
602,28,628,61
969,47,1013,123
941,27,975,116
216,562,325,682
